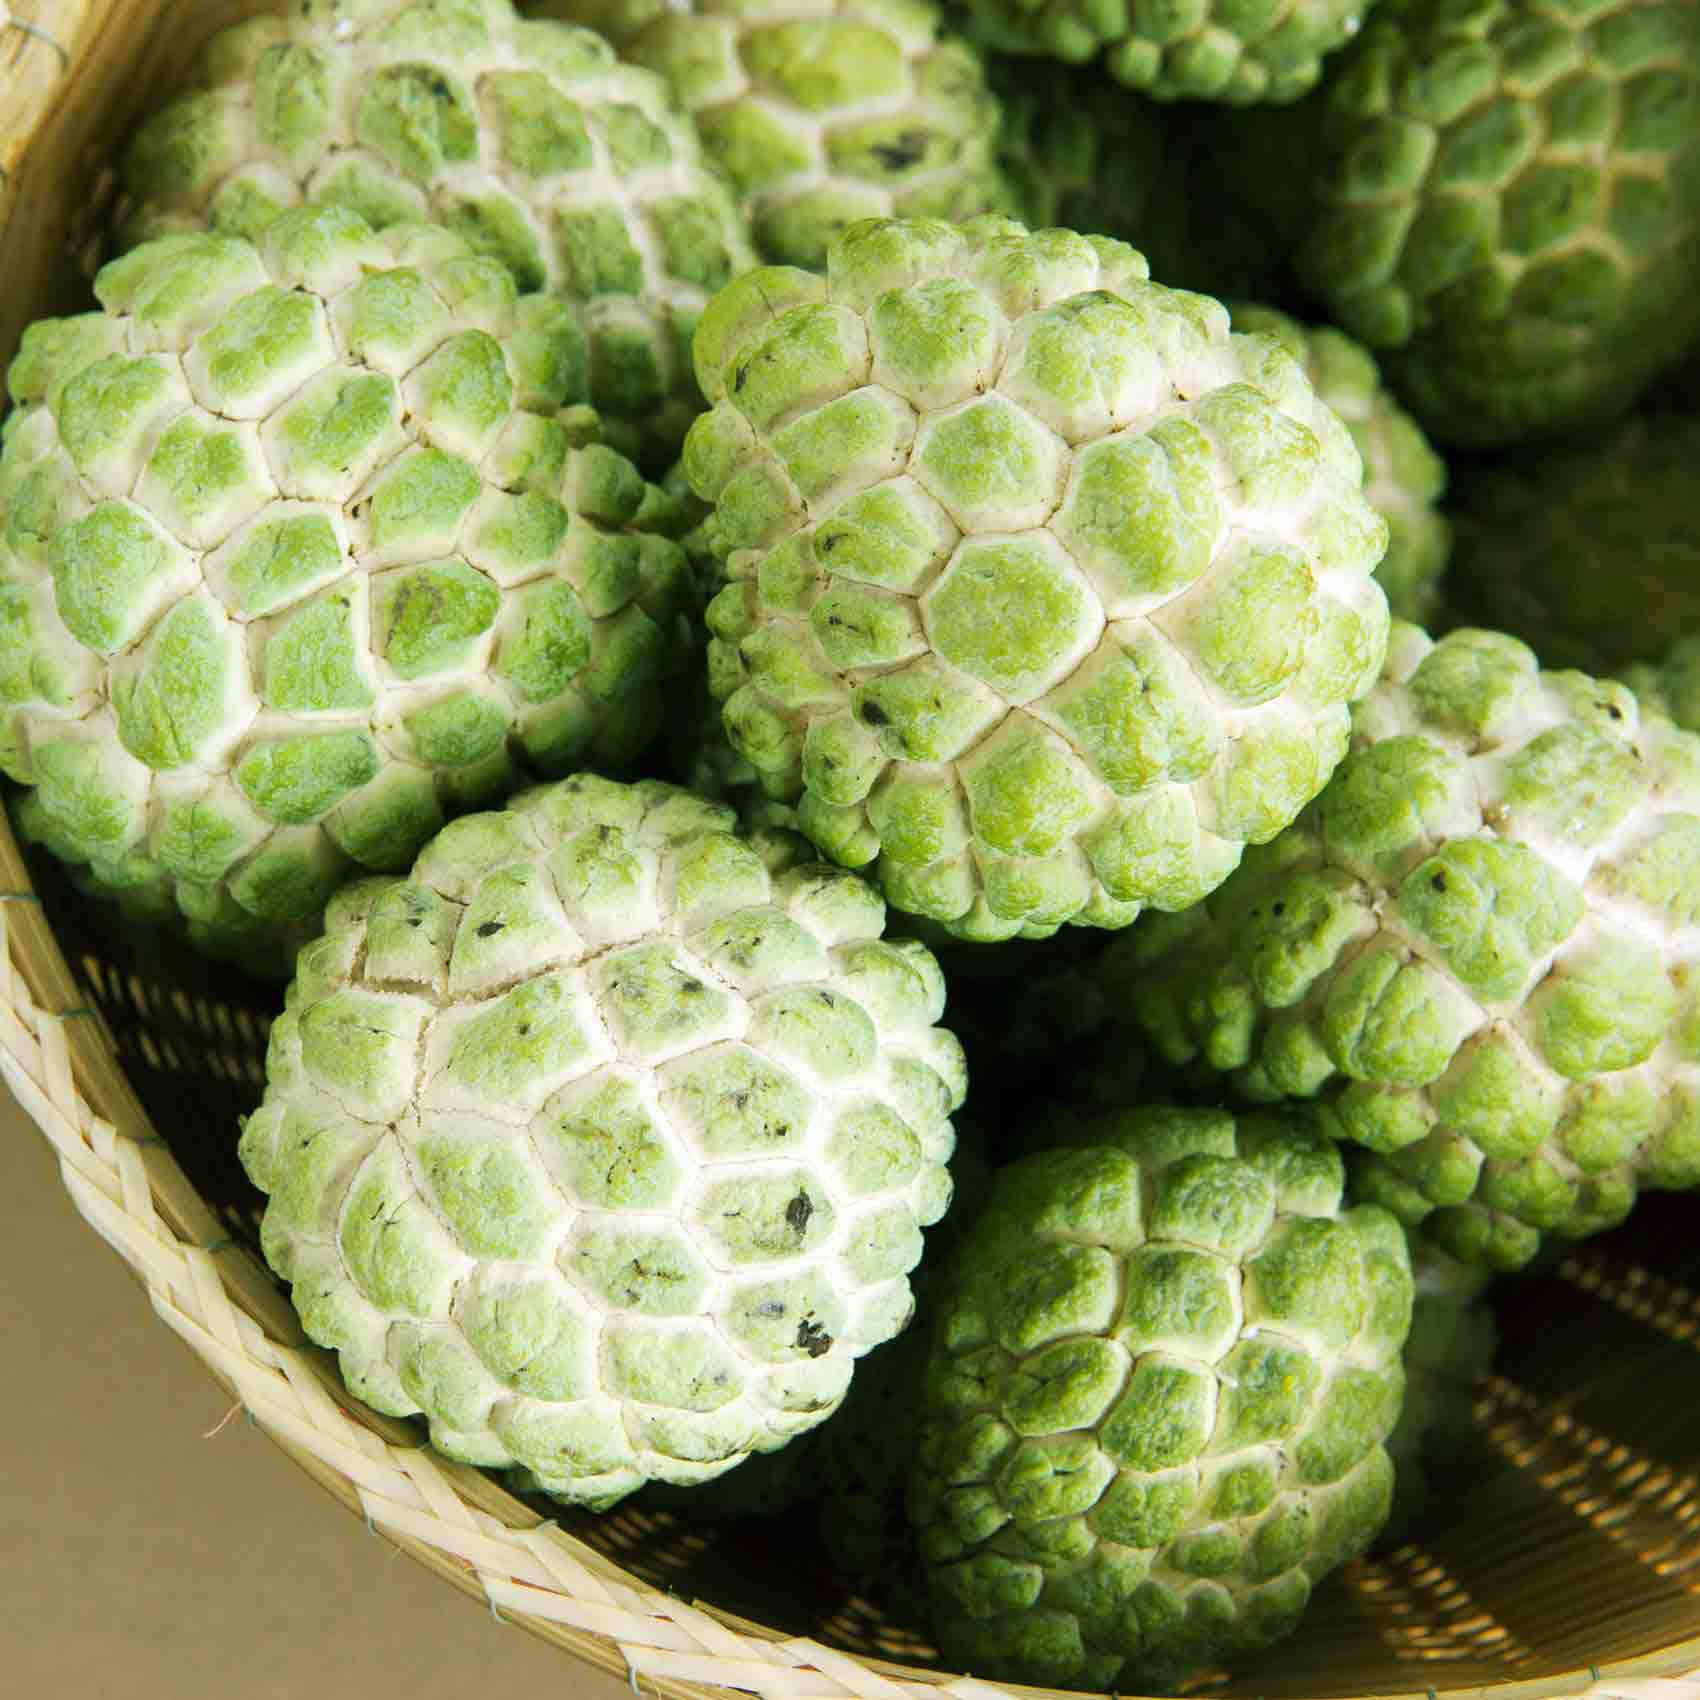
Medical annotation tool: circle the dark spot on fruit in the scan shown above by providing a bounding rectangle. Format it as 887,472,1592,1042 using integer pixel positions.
757,1300,786,1318
785,1190,814,1235
869,131,929,172
1432,872,1447,893
518,1023,531,1035
859,698,889,726
795,1317,833,1358
734,360,750,392
1272,902,1285,917
476,920,504,937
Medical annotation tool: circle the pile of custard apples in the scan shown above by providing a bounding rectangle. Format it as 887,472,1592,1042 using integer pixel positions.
5,0,1698,1688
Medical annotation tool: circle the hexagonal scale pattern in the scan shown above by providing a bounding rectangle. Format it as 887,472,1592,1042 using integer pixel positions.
1098,623,1700,1271
0,206,696,977
239,774,965,1507
688,217,1390,942
538,0,1021,270
114,0,756,462
910,1107,1412,1692
1295,0,1700,445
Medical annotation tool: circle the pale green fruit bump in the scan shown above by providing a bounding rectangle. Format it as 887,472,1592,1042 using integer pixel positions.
686,215,1390,944
1108,623,1700,1269
241,773,966,1507
912,1105,1410,1691
1,206,694,974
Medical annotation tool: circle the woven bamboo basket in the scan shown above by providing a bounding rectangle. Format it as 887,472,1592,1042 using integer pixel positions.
5,4,1700,1697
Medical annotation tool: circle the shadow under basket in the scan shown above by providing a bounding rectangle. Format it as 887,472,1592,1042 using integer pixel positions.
5,4,1700,1697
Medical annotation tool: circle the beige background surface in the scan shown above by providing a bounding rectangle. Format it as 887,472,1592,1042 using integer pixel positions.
1,1082,634,1700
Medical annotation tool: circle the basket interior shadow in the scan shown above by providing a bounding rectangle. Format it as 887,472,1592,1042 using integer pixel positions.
5,0,1700,1692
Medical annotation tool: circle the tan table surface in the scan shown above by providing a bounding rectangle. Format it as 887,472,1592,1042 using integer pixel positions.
1,1081,635,1700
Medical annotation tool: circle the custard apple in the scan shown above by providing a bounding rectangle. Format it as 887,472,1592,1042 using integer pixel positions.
0,208,694,974
1230,305,1450,626
116,0,756,464
1381,1235,1494,1541
1296,0,1700,446
958,0,1374,103
238,772,967,1506
909,1105,1412,1690
532,0,1019,270
685,216,1392,944
1447,413,1700,673
1109,623,1700,1271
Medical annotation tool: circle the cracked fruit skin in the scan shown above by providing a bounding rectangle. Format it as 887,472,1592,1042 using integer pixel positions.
0,208,694,975
239,772,966,1507
1104,622,1700,1272
116,0,756,464
534,0,1021,271
1231,306,1450,627
958,0,1373,104
1297,0,1700,447
909,1105,1411,1691
685,215,1391,944
1449,414,1700,674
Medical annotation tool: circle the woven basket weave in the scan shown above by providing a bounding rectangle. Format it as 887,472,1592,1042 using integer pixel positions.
5,4,1700,1696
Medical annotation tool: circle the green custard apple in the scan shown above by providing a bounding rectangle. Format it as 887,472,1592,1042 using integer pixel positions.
1231,306,1450,626
1297,0,1700,447
239,772,967,1506
686,215,1392,944
532,0,1019,270
0,208,694,974
1108,623,1700,1272
116,0,756,464
958,0,1374,104
1447,413,1700,674
910,1105,1412,1690
1381,1235,1495,1541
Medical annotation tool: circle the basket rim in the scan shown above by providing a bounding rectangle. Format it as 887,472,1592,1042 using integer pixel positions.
2,1,95,168
0,14,1696,1683
6,805,1700,1700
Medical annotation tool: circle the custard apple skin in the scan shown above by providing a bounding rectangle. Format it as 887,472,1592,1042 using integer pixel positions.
909,1107,1411,1691
1297,0,1700,447
532,0,1021,270
1229,306,1450,626
0,209,695,974
115,0,757,465
959,0,1373,104
1380,1235,1494,1542
1448,414,1700,674
1109,623,1700,1272
238,772,967,1507
685,216,1392,944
